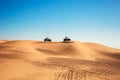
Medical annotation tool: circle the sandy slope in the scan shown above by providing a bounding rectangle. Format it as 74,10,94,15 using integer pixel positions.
0,40,120,80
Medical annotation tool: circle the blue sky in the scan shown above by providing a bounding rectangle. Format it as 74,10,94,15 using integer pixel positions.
0,0,120,48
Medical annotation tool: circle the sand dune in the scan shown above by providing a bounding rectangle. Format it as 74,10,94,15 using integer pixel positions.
0,40,120,80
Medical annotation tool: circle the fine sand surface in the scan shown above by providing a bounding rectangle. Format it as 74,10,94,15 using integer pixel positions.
0,40,120,80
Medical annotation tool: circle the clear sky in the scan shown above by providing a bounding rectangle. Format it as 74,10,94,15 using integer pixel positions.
0,0,120,48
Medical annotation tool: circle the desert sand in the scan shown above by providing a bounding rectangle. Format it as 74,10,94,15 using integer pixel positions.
0,40,120,80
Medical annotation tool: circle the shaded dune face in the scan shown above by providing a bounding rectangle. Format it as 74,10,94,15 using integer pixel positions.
35,41,120,60
0,40,120,80
0,53,21,59
101,52,120,59
35,42,79,56
35,42,93,58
